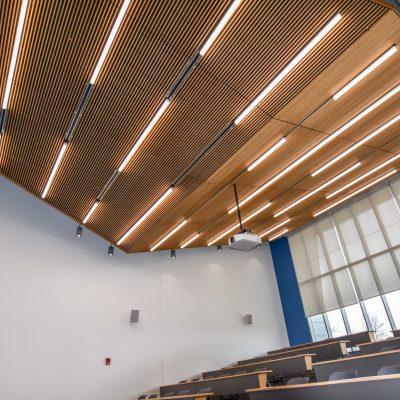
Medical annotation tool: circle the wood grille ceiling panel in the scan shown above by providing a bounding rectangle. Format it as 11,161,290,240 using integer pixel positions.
0,0,397,254
119,2,388,252
0,1,21,103
0,0,122,193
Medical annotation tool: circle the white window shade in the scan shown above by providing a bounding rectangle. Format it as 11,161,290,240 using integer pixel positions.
289,175,400,316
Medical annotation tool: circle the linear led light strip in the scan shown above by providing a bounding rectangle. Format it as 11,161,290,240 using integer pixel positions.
247,138,286,171
208,202,271,246
150,220,187,251
326,153,400,199
246,46,396,173
228,84,400,214
312,114,400,176
41,0,130,199
333,45,398,100
273,162,361,217
82,1,240,225
199,0,241,56
314,170,397,217
269,228,289,241
0,0,29,133
233,13,342,125
117,188,173,245
259,218,290,238
181,233,200,249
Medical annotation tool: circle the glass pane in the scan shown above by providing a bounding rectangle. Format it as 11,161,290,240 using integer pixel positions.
317,217,346,269
326,309,347,338
333,268,358,307
344,303,367,333
372,253,400,294
351,261,379,300
363,296,393,340
385,290,400,329
350,197,387,254
369,186,400,247
309,314,329,342
333,208,366,263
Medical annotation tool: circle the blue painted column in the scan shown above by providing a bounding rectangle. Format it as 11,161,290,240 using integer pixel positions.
270,236,312,346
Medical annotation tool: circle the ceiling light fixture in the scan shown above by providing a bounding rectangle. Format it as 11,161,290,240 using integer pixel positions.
90,0,131,84
180,233,200,249
208,202,271,246
228,84,400,214
314,170,397,217
274,162,361,217
83,201,100,224
150,220,187,251
41,141,68,198
333,45,397,100
1,0,28,112
108,245,115,256
217,245,222,252
118,99,170,172
269,228,289,241
247,137,286,171
326,154,400,199
259,218,291,238
234,13,342,125
199,0,241,56
117,188,173,245
312,114,400,176
170,249,176,259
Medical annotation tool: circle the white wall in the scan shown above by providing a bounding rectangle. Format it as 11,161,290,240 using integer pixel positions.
0,177,288,400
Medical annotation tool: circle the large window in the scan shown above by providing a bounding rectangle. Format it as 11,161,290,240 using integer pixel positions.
289,175,400,341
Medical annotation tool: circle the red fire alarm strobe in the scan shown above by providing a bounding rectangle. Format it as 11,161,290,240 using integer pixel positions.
105,357,111,365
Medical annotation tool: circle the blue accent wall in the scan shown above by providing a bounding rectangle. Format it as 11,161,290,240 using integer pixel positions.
270,236,312,346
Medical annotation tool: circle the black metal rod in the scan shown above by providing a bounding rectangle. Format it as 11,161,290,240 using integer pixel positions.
234,184,243,231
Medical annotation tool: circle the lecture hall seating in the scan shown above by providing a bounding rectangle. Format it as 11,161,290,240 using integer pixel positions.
246,374,400,400
313,349,400,381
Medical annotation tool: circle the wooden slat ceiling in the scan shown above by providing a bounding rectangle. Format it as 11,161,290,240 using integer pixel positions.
0,0,399,253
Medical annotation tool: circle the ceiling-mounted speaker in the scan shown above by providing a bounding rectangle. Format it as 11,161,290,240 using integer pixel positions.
244,314,253,325
130,310,140,323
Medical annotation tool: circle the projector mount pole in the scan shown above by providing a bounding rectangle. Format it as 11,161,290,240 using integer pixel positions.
233,184,243,232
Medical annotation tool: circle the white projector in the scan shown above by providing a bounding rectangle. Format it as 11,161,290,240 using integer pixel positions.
228,232,262,251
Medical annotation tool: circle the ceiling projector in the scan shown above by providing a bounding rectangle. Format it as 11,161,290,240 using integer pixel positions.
229,231,262,251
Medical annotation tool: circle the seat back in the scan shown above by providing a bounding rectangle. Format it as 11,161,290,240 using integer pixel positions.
197,387,212,394
286,377,310,385
147,395,158,399
377,365,400,376
137,395,147,399
380,345,400,352
191,378,200,382
329,369,358,381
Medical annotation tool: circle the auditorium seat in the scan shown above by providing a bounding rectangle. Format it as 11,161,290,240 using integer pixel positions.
148,394,158,398
329,369,358,381
379,345,400,352
137,395,147,399
377,365,400,376
286,377,310,385
197,387,212,393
